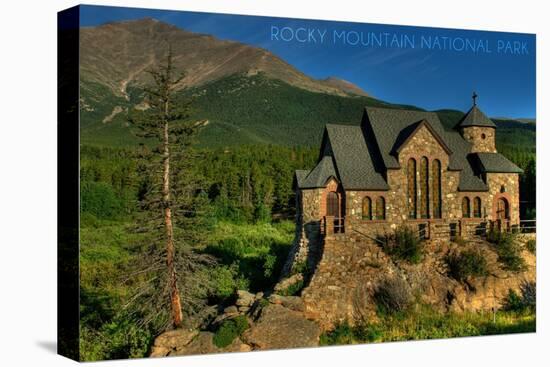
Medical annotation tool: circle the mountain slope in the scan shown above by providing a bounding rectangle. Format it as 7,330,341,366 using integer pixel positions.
79,19,534,151
81,73,405,147
80,18,369,101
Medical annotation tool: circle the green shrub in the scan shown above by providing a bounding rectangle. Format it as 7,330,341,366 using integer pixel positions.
319,322,355,345
505,282,536,313
374,276,413,314
526,239,536,254
319,322,383,346
486,229,525,271
378,226,424,263
277,279,305,296
446,249,488,282
504,289,523,312
520,281,536,311
213,315,249,348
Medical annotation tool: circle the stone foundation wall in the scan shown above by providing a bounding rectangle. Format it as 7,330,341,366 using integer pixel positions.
281,188,323,276
302,234,536,331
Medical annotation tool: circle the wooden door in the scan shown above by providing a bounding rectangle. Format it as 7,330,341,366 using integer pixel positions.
496,198,509,220
326,191,339,217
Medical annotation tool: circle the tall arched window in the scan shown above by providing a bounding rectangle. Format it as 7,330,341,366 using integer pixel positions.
432,159,442,219
462,197,470,218
326,192,339,217
362,196,372,220
376,196,386,220
407,158,417,219
473,197,482,218
420,157,429,219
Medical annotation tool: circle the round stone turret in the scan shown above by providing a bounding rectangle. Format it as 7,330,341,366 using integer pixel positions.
455,93,497,153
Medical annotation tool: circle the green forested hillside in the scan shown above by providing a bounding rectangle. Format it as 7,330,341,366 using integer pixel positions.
81,73,535,151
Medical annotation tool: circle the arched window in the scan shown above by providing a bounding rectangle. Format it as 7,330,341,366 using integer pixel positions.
473,197,482,218
420,157,429,219
326,192,339,217
462,197,470,218
432,159,442,219
362,196,372,220
376,196,386,220
407,158,417,219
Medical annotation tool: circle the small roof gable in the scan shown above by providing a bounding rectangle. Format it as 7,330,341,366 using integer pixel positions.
325,124,389,190
455,105,496,129
294,169,310,189
471,152,523,174
363,106,488,191
297,156,338,188
393,119,452,155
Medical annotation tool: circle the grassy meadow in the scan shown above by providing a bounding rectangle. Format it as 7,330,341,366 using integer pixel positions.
78,129,535,360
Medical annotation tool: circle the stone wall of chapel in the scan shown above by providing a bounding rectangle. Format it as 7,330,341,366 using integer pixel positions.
461,126,497,153
485,173,520,225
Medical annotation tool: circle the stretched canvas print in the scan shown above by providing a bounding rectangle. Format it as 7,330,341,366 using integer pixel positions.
58,4,537,361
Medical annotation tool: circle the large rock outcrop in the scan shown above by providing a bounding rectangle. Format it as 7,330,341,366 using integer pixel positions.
302,233,536,330
243,304,320,349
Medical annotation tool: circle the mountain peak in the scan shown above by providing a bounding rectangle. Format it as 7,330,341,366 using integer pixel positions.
80,19,373,100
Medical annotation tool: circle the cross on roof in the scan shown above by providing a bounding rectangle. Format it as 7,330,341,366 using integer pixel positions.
472,91,478,106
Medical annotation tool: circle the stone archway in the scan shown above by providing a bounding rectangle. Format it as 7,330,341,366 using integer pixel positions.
326,191,340,217
492,192,512,221
495,197,510,220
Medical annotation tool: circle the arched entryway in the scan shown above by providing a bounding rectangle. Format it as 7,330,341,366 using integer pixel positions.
325,191,344,233
496,197,510,220
326,191,340,217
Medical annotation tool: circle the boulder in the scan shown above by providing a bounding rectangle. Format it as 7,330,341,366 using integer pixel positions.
268,294,305,312
236,290,255,307
150,328,199,357
243,304,320,349
223,305,239,315
169,332,252,356
170,332,217,356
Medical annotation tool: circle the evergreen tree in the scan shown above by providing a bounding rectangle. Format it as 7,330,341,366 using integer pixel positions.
126,45,212,331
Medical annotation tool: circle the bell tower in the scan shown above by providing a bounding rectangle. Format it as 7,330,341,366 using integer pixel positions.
456,92,497,153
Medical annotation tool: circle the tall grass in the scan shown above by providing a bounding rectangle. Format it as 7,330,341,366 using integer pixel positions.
320,305,535,346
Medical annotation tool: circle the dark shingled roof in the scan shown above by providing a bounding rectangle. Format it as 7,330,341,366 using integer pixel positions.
297,105,514,193
325,124,389,190
294,169,310,189
472,152,523,174
297,156,337,188
364,106,487,191
455,105,497,128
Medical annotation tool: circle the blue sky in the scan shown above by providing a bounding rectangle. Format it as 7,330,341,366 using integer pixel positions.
79,5,536,118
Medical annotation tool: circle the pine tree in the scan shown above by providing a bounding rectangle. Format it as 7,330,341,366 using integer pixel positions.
126,45,212,331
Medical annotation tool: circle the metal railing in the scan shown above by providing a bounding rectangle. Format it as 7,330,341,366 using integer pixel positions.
516,219,536,234
322,216,345,235
352,228,386,246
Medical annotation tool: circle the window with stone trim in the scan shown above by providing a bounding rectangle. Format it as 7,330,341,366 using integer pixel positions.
407,158,417,219
432,159,442,219
375,196,386,220
420,156,429,219
462,197,470,218
473,197,482,218
362,196,372,220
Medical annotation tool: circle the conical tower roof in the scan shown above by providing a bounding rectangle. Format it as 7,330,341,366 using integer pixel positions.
455,92,496,129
